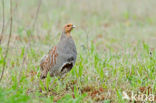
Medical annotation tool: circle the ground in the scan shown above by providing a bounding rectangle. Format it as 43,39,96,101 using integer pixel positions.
0,0,156,103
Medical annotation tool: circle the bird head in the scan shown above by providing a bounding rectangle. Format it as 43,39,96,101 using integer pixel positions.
63,23,76,36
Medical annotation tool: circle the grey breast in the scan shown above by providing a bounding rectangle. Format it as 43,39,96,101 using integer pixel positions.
49,36,77,76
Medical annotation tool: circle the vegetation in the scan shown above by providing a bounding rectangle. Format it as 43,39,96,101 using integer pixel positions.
0,0,155,102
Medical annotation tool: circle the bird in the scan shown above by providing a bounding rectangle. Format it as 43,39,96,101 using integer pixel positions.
40,24,77,79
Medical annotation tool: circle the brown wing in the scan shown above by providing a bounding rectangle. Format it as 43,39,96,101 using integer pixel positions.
40,46,58,79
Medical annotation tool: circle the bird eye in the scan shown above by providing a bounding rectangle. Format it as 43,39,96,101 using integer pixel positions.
67,25,70,27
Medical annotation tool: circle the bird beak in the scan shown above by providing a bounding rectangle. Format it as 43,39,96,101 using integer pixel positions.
72,25,76,28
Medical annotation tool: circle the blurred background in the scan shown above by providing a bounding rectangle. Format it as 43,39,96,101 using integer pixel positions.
0,0,156,49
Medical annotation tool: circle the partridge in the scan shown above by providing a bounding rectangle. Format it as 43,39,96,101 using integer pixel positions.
40,24,77,79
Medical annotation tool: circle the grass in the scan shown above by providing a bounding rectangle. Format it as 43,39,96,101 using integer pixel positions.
0,0,156,102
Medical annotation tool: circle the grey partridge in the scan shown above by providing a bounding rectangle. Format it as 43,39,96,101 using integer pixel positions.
40,24,77,79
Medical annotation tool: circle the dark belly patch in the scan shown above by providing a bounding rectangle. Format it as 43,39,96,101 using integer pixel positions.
61,63,73,73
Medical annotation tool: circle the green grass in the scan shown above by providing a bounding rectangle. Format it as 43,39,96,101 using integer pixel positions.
0,0,156,102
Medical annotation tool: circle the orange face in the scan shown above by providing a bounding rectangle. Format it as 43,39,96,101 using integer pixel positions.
64,24,76,34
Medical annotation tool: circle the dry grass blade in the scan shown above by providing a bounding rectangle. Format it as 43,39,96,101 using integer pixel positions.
0,0,5,44
32,0,42,29
0,0,13,82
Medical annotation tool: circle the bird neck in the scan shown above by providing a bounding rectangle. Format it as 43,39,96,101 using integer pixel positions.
60,31,71,40
66,32,71,37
